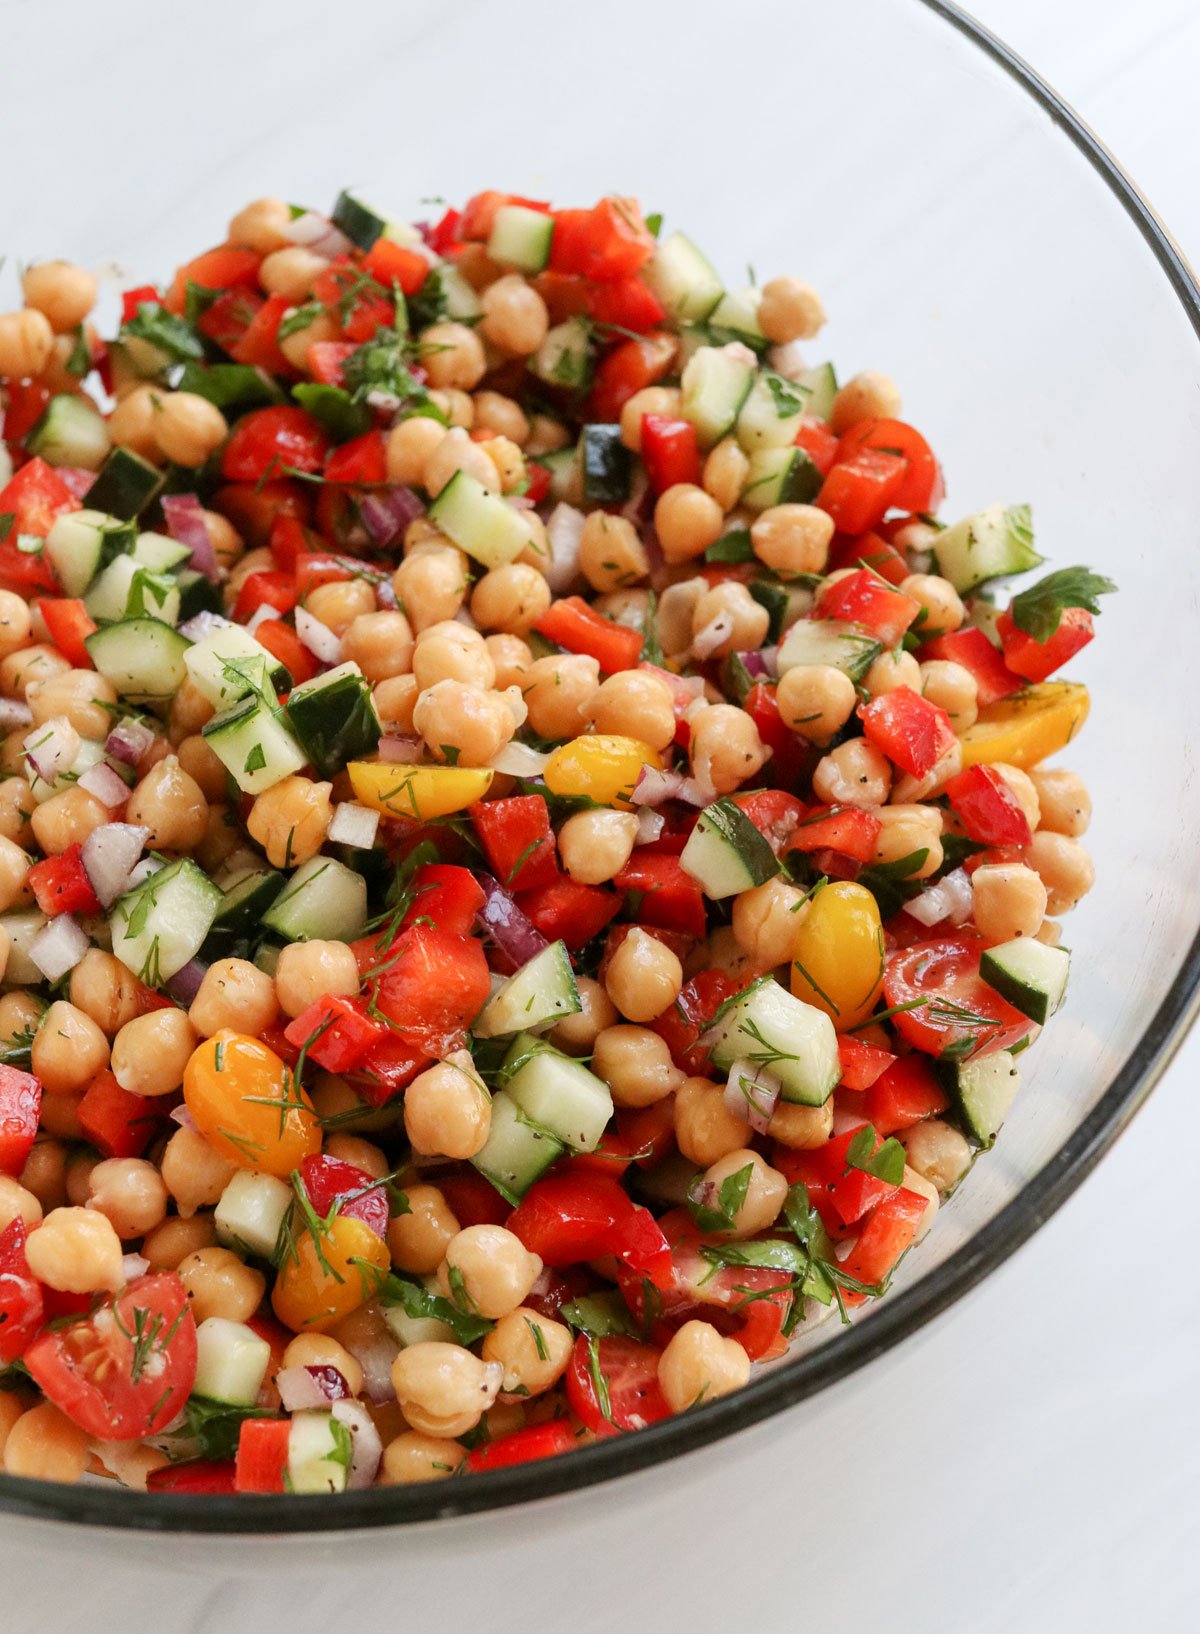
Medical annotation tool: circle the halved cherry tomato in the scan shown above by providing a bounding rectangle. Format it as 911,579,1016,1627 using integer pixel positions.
220,406,328,484
183,1031,320,1177
882,935,1035,1060
0,1219,43,1363
566,1335,671,1436
212,479,312,548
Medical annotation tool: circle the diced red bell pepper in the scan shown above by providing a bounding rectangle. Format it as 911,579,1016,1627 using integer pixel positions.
515,877,619,951
548,198,655,282
428,208,463,256
525,461,552,505
652,968,743,1075
816,569,921,646
36,598,96,669
640,415,701,493
731,789,807,853
401,863,486,937
508,1173,672,1288
283,995,388,1075
213,478,312,549
586,276,667,333
324,430,386,486
794,417,840,475
311,259,393,344
437,1167,511,1228
148,1460,238,1495
363,923,491,1055
0,1064,41,1177
837,1035,897,1091
809,1126,902,1228
77,1070,162,1159
918,627,1024,706
0,1219,44,1364
613,850,707,938
817,448,907,535
460,191,551,241
534,595,644,674
838,1186,930,1304
0,457,79,567
229,292,292,374
3,381,53,444
293,552,362,594
614,1096,677,1169
835,418,944,515
267,513,322,571
298,1153,389,1239
586,333,676,424
221,406,328,484
788,804,882,864
253,619,320,685
306,340,359,387
742,681,810,790
351,1034,432,1108
235,1418,291,1494
943,763,1033,848
120,285,159,323
232,570,297,623
469,796,559,893
559,1126,642,1181
859,686,956,778
825,528,911,586
995,606,1094,683
164,245,261,314
363,237,430,296
466,1418,577,1471
860,1055,949,1136
197,287,263,353
27,845,101,918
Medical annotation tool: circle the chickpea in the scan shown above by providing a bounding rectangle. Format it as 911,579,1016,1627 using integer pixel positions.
863,648,922,699
479,275,549,356
413,679,514,766
0,1175,42,1231
618,385,682,452
124,754,208,853
3,1402,90,1483
696,437,747,512
473,390,529,444
172,734,226,803
605,928,683,1023
345,610,417,688
388,1183,460,1276
21,261,98,334
689,703,770,794
0,835,30,913
1023,831,1095,914
576,511,648,595
470,564,550,635
228,197,292,252
142,1213,217,1270
920,659,978,733
25,1206,123,1293
1037,919,1063,947
177,1246,266,1324
551,976,617,1055
246,775,332,868
830,370,903,435
28,669,117,740
277,1334,364,1399
812,738,891,808
593,1025,684,1108
64,1151,99,1208
274,939,360,1019
317,1136,385,1182
525,413,571,457
558,808,638,886
153,392,227,468
2,645,71,701
86,1158,168,1239
404,1052,491,1160
483,1307,572,1399
419,321,487,391
385,415,447,488
901,573,964,636
691,582,770,658
413,622,494,691
304,578,376,636
372,674,419,733
902,1118,972,1194
750,504,834,577
258,245,326,301
655,484,725,564
436,1224,542,1321
160,1126,238,1218
393,545,469,632
423,425,498,497
110,1008,197,1100
1029,767,1091,837
479,434,525,495
19,1139,66,1214
278,307,341,372
874,803,943,878
757,276,825,344
0,309,54,379
776,664,857,744
584,671,676,753
521,654,601,740
991,764,1041,833
381,1431,466,1484
0,992,42,1046
902,1165,940,1243
486,633,532,691
0,592,32,658
429,387,475,429
731,876,807,971
701,1149,788,1238
223,547,274,604
768,1099,834,1150
169,676,216,742
651,578,703,658
185,959,276,1043
31,1001,109,1094
392,1342,502,1438
674,1075,752,1168
658,1320,751,1412
0,1392,26,1465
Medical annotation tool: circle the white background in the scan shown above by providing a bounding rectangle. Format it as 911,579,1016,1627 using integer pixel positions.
2,1,1200,1629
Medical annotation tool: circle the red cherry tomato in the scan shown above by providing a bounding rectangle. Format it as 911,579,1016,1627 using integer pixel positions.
220,406,329,484
565,1335,672,1436
0,1219,44,1364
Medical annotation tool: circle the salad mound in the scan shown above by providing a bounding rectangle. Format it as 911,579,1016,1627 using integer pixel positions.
0,187,1110,1494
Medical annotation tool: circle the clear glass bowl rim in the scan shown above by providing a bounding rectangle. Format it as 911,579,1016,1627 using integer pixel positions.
4,0,1199,1534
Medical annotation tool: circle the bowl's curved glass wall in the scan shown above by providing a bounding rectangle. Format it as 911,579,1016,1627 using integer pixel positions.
1,0,1198,1531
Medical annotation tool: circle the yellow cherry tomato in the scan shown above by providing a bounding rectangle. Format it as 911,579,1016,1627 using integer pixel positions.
183,1030,320,1178
959,682,1089,771
271,1213,390,1333
790,881,884,1031
543,735,663,810
347,761,494,820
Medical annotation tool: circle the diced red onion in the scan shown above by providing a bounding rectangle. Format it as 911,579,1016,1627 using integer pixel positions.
342,1332,399,1405
81,822,150,908
125,858,163,890
638,662,705,711
327,802,380,849
56,467,97,499
619,466,650,524
330,1399,384,1490
767,341,808,380
692,611,735,661
545,503,586,593
295,606,343,664
276,1365,350,1412
631,764,715,809
161,494,220,584
104,719,155,767
0,699,31,731
490,741,551,777
904,867,973,928
23,719,76,784
243,604,276,635
377,734,423,763
283,211,352,259
360,485,425,549
121,1253,150,1282
166,958,208,1005
474,872,549,971
832,1104,870,1138
375,577,398,610
29,914,89,981
508,493,535,512
178,611,231,643
78,761,130,808
809,846,861,882
635,808,665,845
733,647,778,681
722,1058,782,1136
642,525,668,589
169,1104,199,1132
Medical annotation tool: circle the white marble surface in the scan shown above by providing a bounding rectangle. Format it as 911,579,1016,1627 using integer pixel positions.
3,1,1200,1629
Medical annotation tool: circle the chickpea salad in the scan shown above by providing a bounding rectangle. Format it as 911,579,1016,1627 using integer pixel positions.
0,187,1114,1496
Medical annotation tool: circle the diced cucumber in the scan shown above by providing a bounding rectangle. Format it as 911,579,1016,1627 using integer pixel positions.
777,617,883,682
944,1049,1022,1147
183,622,291,709
382,1284,455,1348
262,856,368,943
203,695,306,795
0,910,50,985
287,1410,349,1495
643,232,724,321
110,857,223,984
680,797,780,899
27,394,110,471
284,661,381,779
204,868,286,956
86,447,164,520
175,567,223,622
638,1152,703,1206
132,530,191,573
84,554,180,627
531,317,593,390
44,509,135,598
330,189,388,250
471,1090,564,1204
474,941,581,1038
933,504,1043,594
741,445,823,511
175,360,285,410
580,425,631,502
793,363,837,421
435,265,482,323
679,346,755,450
428,470,530,569
488,204,555,272
748,578,789,642
708,286,765,344
736,370,811,452
215,1170,293,1259
193,1318,272,1406
85,617,191,704
539,445,579,501
980,937,1069,1025
709,977,840,1106
502,1035,612,1153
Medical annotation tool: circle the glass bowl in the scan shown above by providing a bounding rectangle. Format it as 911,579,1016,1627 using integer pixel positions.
1,0,1198,1536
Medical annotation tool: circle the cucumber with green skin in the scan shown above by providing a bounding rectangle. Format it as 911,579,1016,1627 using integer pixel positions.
86,447,165,520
